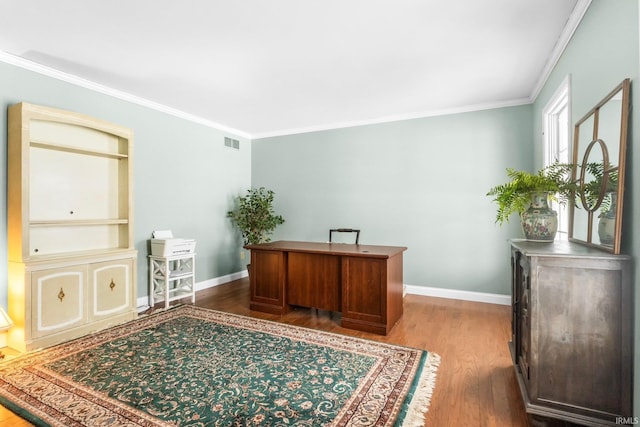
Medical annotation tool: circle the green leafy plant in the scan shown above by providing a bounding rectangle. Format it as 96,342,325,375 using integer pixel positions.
227,187,285,245
580,162,618,215
487,162,575,225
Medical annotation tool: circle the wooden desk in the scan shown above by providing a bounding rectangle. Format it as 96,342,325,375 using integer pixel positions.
245,241,407,335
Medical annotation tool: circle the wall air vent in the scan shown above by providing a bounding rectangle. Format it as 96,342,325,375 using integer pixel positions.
224,136,240,150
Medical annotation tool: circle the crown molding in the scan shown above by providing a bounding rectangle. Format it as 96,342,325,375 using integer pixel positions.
251,97,532,139
529,0,592,103
2,0,591,142
0,51,251,139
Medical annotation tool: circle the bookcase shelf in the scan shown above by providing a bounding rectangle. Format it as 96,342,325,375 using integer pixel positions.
30,140,129,159
30,219,130,226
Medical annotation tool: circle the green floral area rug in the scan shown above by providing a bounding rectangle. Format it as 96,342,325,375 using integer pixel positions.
0,305,439,426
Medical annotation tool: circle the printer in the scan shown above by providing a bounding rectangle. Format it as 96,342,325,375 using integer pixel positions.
150,230,196,256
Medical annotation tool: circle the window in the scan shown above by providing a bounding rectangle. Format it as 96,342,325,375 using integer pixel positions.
542,76,571,238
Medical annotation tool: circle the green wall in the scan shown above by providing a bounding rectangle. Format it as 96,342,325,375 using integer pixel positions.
532,0,640,416
0,61,251,304
1,0,638,416
253,0,640,415
252,105,533,295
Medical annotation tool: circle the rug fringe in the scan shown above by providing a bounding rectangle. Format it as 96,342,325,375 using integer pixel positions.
401,352,441,427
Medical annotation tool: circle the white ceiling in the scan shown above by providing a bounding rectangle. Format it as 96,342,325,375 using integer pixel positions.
0,1,589,139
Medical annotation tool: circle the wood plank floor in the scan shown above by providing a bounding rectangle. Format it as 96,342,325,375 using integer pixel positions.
0,277,541,426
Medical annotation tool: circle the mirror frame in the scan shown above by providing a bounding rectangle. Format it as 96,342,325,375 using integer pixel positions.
569,78,630,254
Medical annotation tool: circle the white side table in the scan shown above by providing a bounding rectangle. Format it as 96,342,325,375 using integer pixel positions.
149,253,196,309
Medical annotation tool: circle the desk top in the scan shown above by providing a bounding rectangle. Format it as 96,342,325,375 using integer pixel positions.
245,240,407,258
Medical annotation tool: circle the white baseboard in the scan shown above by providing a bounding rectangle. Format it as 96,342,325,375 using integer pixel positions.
404,284,511,306
195,270,248,292
137,269,249,311
137,271,510,310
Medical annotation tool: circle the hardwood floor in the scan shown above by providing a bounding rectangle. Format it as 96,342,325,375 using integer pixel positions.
0,277,536,426
196,278,532,426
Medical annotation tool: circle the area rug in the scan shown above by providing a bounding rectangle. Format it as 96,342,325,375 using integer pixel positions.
0,305,439,426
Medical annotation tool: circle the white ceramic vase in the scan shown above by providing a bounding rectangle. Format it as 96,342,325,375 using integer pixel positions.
520,192,558,242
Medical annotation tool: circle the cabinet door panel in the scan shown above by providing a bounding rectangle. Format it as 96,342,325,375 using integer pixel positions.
287,253,340,311
342,257,385,323
250,250,286,313
537,266,623,415
518,256,531,386
91,259,133,318
32,266,87,338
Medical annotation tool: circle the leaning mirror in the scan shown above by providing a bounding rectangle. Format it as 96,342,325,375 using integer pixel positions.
569,78,630,254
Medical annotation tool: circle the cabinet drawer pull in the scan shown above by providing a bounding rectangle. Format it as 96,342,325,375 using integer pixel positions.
58,288,65,302
109,279,116,291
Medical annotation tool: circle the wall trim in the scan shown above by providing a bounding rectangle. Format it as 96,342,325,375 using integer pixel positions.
0,51,251,139
138,271,509,310
1,0,591,143
405,284,511,306
251,98,531,139
137,269,248,311
1,46,531,141
195,270,248,292
529,0,592,103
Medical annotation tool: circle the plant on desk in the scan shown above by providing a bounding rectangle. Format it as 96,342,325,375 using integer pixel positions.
227,188,285,276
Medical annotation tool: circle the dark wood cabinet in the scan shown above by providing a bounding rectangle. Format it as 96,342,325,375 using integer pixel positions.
249,249,286,314
246,241,407,334
510,240,632,426
341,254,404,335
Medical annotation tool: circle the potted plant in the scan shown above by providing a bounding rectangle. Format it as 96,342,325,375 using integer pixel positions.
580,162,619,245
227,187,285,271
486,162,575,241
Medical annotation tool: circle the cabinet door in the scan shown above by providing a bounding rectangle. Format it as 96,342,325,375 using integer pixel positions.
250,250,286,314
31,266,87,338
517,256,531,387
536,264,628,417
342,257,386,326
90,259,134,319
510,250,519,363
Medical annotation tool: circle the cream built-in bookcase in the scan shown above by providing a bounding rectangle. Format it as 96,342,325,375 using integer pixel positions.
7,102,137,352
